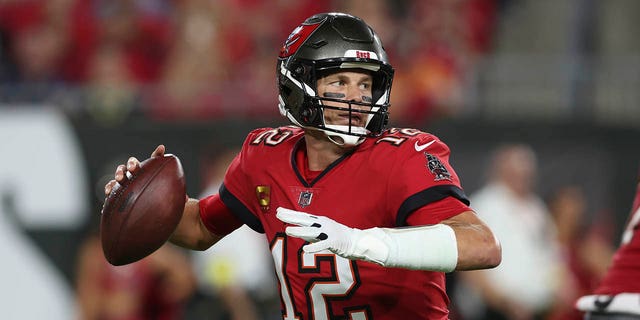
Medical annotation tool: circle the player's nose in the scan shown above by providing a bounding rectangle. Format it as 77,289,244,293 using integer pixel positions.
345,85,363,103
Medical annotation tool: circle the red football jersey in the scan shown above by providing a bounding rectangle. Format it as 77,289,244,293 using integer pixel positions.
216,126,470,320
594,172,640,294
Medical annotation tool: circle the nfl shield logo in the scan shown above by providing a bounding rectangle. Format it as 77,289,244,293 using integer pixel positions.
298,191,313,208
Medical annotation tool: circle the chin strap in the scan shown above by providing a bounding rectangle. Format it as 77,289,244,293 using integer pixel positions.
276,207,459,272
323,125,368,146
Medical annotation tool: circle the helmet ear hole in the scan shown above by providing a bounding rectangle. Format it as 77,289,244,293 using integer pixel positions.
293,65,305,76
301,107,320,125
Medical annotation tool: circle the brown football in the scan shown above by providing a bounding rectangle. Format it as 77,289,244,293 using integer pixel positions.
101,154,186,266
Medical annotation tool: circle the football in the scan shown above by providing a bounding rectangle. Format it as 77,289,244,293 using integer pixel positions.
101,154,186,266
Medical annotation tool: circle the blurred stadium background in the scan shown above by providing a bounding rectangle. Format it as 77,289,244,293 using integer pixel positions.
1,0,639,319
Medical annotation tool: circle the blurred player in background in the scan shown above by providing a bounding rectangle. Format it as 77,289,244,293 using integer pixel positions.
75,219,196,320
105,13,501,319
576,167,640,319
546,186,614,320
455,144,567,320
191,147,280,320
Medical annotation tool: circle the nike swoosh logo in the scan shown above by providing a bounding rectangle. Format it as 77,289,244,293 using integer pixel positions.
414,140,435,152
593,296,614,310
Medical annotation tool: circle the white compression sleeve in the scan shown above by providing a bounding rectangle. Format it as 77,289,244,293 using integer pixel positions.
353,224,459,272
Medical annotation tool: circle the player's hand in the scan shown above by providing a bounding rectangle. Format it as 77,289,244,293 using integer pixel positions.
276,207,389,265
104,145,166,196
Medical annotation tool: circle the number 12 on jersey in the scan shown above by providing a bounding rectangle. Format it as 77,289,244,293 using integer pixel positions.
271,235,370,320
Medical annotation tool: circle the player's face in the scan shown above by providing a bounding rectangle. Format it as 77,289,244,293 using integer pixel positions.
316,70,373,128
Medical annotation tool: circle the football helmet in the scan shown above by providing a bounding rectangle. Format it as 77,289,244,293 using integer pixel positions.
277,13,395,146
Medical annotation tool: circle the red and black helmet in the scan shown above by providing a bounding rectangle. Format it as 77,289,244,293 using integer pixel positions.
277,13,395,146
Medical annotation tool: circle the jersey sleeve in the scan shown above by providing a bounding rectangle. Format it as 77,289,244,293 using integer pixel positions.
216,128,267,233
387,133,470,226
405,196,473,226
198,193,243,236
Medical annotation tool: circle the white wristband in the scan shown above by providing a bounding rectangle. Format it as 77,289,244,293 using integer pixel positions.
354,224,459,272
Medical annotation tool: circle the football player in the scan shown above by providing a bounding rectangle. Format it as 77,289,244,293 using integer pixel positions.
576,168,640,319
106,13,501,319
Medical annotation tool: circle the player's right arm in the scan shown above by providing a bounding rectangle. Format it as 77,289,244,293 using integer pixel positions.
104,145,228,251
170,197,221,250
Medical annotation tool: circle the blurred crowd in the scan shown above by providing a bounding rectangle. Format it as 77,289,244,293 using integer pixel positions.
0,0,499,125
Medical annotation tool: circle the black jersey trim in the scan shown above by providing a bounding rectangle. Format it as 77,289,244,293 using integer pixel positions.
219,183,264,233
290,137,355,187
395,185,470,227
291,138,311,187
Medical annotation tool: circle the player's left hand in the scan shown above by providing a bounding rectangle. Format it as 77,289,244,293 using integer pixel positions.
276,207,389,265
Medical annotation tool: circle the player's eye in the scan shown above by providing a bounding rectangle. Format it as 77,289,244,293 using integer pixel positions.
328,80,345,87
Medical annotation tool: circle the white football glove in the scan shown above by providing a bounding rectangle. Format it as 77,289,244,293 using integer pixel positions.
276,207,390,265
276,207,459,272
